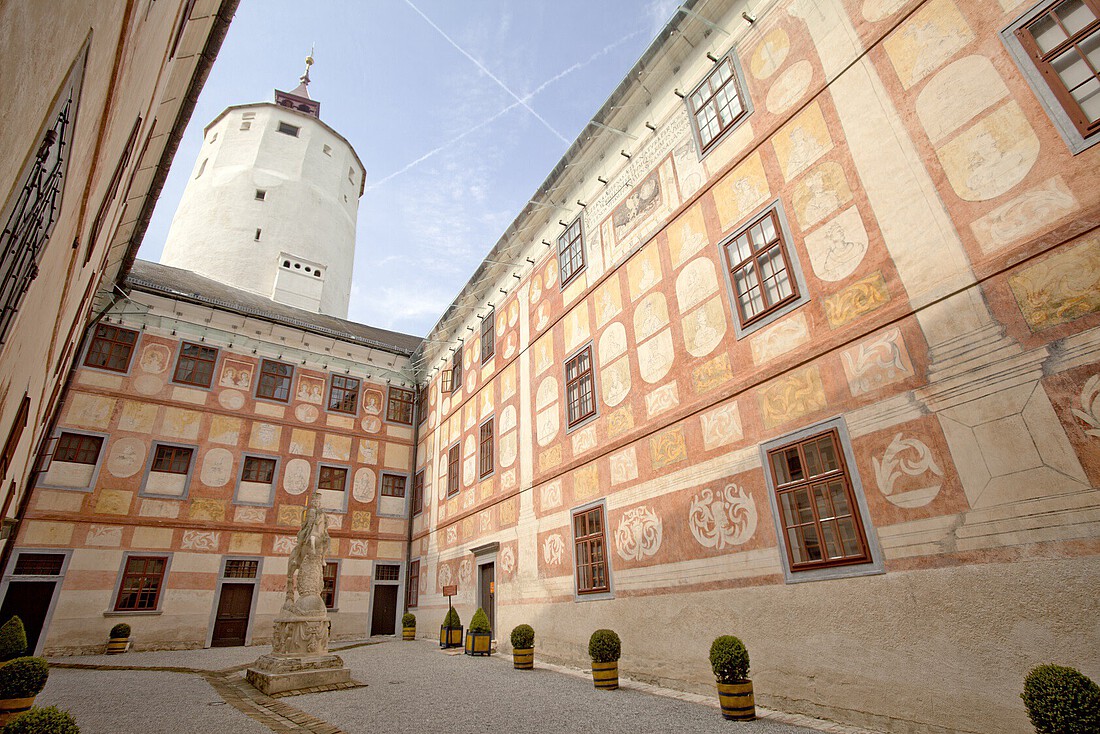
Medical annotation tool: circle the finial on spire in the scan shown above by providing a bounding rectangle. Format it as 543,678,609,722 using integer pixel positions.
275,48,322,118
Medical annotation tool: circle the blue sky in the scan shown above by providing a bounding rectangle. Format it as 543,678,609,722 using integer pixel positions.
139,0,680,336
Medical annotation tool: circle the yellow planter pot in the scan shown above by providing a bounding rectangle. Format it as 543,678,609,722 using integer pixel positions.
513,647,534,669
716,681,756,720
106,636,129,654
0,696,37,726
439,625,462,648
402,627,415,640
464,630,492,656
592,660,619,690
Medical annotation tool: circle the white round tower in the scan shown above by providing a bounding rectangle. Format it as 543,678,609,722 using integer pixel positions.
160,57,364,318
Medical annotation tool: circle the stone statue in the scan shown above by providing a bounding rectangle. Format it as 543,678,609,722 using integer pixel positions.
247,490,352,694
284,492,329,616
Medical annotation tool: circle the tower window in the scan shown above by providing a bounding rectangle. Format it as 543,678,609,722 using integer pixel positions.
277,122,300,137
323,144,332,156
208,132,218,143
314,270,321,278
254,228,262,241
240,121,252,131
195,159,206,178
283,260,290,268
347,167,355,184
255,189,266,201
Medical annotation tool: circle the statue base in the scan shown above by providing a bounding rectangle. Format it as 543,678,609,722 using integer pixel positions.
245,613,350,695
246,653,351,695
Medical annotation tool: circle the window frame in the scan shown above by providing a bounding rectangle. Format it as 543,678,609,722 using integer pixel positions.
481,309,495,363
557,216,587,289
564,344,598,430
54,431,103,465
140,441,197,500
171,341,219,389
111,553,171,613
233,453,280,507
255,358,294,403
276,121,300,137
571,500,613,599
82,323,139,373
686,48,754,158
411,470,425,517
406,558,420,609
318,464,349,492
1002,0,1100,153
327,373,361,415
478,417,494,479
450,350,463,393
759,417,884,584
37,428,107,492
446,442,460,497
718,199,810,339
380,472,407,498
322,559,339,610
385,386,415,425
417,386,430,424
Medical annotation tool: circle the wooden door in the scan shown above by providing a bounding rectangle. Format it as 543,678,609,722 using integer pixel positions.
0,581,56,654
211,583,253,647
370,585,398,636
478,563,495,635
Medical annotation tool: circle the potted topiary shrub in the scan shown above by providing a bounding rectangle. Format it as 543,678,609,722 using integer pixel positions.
589,629,621,690
511,624,534,670
105,623,130,655
710,635,755,721
0,657,49,726
0,619,26,663
1021,664,1100,734
1,705,79,733
439,606,462,649
464,607,492,656
401,613,416,641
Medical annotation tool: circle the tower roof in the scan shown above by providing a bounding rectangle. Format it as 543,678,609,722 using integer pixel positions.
275,51,320,118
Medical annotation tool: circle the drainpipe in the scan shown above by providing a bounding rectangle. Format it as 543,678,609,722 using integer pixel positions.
402,388,421,615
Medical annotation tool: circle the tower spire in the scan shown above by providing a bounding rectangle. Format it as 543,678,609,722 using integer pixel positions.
274,48,321,118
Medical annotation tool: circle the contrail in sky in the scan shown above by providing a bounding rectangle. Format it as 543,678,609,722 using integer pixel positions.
402,0,569,144
365,28,645,191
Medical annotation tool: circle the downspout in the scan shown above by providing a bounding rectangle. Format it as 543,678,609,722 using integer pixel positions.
402,389,421,616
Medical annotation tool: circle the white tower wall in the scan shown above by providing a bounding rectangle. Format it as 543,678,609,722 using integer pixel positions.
160,103,364,318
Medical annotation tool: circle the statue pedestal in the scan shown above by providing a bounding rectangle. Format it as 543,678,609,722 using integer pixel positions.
245,614,351,695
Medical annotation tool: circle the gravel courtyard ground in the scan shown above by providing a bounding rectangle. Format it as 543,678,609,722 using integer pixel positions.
42,639,875,734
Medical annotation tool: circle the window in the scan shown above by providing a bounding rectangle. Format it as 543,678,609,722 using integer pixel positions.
54,432,103,464
481,309,495,362
255,189,266,201
450,350,463,393
376,564,400,581
152,445,192,474
565,346,596,428
328,374,360,414
319,466,347,491
447,443,460,496
479,419,494,479
386,387,414,424
0,42,84,351
687,50,751,155
195,158,206,178
412,470,424,516
208,132,218,144
417,386,429,424
256,359,293,402
224,559,259,579
720,203,806,334
169,0,196,58
172,342,218,388
1016,0,1100,139
241,456,276,484
572,505,610,595
13,552,64,576
407,559,420,608
114,555,167,611
84,324,137,372
557,217,586,288
322,561,338,609
86,116,142,265
381,473,406,497
1,395,30,477
240,121,252,131
277,122,300,137
323,144,332,156
765,429,871,572
254,228,262,241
